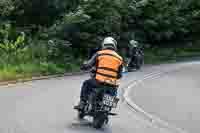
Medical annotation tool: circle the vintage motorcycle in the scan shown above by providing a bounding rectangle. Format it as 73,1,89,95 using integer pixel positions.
126,49,144,71
74,84,119,129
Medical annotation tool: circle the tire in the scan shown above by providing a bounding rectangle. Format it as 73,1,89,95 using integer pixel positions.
136,64,141,70
105,117,109,124
92,115,106,129
78,111,85,119
128,68,134,72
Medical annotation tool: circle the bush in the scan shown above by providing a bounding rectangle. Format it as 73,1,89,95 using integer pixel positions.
0,62,80,81
0,0,199,81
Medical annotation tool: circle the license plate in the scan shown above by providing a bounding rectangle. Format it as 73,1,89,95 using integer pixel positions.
103,95,119,108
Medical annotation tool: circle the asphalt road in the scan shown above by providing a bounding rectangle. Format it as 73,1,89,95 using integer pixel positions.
0,62,198,133
130,61,200,133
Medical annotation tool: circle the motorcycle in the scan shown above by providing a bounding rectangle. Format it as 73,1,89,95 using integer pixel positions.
74,85,119,129
127,50,144,71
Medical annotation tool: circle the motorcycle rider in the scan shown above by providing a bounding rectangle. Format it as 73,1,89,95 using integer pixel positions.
128,40,143,69
128,40,138,58
75,37,123,110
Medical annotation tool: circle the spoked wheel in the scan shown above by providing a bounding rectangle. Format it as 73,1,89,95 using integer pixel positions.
92,114,107,129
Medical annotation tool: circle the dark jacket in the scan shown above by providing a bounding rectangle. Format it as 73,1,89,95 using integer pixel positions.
88,47,101,59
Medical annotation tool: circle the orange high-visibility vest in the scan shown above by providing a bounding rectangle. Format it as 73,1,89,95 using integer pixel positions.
95,49,123,86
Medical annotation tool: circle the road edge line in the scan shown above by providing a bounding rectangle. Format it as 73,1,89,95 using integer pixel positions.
0,71,88,87
123,72,188,133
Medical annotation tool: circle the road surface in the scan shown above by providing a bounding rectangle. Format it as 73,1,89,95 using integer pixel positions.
0,61,198,133
130,61,200,133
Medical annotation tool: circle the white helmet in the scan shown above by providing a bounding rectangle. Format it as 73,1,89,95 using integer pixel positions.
101,37,117,50
129,40,138,48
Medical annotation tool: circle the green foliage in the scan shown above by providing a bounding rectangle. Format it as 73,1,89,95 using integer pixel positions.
0,63,69,81
126,0,200,43
1,0,200,45
9,0,80,26
63,8,91,24
0,0,200,80
0,0,14,16
0,23,28,65
81,0,122,35
0,32,25,54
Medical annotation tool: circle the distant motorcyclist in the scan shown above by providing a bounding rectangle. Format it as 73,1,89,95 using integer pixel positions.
127,40,144,69
75,37,124,110
128,40,138,57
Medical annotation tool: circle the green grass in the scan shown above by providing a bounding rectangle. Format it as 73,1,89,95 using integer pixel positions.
1,45,200,82
0,62,80,81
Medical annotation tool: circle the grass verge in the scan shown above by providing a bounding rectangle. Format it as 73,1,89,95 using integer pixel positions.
1,46,200,82
0,62,80,81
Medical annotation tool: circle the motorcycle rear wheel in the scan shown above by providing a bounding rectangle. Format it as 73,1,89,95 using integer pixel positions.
92,114,106,129
78,111,85,119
